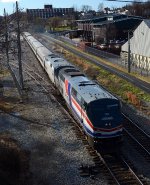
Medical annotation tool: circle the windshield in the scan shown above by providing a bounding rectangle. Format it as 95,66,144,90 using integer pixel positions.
87,99,122,127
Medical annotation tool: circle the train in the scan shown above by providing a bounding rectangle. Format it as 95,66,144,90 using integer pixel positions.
23,32,123,153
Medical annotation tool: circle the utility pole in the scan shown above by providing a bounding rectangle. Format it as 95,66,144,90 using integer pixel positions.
127,30,131,73
4,9,9,65
16,1,24,89
4,8,22,97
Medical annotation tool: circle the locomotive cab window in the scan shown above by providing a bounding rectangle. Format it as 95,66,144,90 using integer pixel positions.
81,98,87,110
71,88,77,98
71,88,82,105
76,93,82,104
59,73,65,82
107,104,119,110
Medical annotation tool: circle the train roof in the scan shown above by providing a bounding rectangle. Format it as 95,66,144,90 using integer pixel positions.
58,67,115,103
73,78,116,103
60,67,84,78
23,32,31,37
46,53,60,60
26,36,37,42
37,47,52,57
46,59,73,69
31,40,44,49
27,38,38,45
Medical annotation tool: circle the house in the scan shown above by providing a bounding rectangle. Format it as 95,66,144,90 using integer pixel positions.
121,20,150,72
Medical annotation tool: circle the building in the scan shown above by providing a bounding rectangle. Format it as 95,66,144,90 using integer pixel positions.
121,20,150,72
93,16,142,44
77,14,142,43
27,4,74,19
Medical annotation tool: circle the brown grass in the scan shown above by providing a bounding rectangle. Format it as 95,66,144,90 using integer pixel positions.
0,100,14,112
125,91,141,108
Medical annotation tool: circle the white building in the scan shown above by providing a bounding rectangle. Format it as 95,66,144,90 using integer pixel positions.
121,20,150,72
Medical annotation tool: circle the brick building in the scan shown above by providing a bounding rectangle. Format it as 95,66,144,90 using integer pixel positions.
27,5,74,19
77,14,143,43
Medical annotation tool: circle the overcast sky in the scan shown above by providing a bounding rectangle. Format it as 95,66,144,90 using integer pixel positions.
0,0,132,15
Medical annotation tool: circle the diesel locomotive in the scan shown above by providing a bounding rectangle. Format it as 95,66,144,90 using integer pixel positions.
23,32,123,152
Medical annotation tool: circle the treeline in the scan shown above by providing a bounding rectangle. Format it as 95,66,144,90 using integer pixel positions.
124,0,150,18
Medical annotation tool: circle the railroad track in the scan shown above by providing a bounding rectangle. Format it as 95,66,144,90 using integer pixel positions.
35,34,150,160
75,120,150,185
11,58,147,185
101,154,145,185
74,129,146,185
8,40,149,184
23,39,150,184
123,114,150,161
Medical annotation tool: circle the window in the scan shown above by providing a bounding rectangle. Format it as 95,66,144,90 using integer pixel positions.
81,98,87,110
59,73,65,82
71,88,82,105
107,17,113,21
71,88,77,98
76,93,81,103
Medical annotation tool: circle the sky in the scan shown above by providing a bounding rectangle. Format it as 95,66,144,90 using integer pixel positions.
0,0,132,16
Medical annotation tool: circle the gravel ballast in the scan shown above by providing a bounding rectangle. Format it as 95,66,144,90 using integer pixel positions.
0,40,108,185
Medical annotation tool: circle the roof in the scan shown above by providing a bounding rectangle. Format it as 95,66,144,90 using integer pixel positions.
23,32,31,37
93,17,142,27
144,19,150,28
27,36,38,43
59,67,116,103
77,14,128,23
32,41,43,48
47,59,73,69
69,76,116,103
37,47,52,57
61,68,84,78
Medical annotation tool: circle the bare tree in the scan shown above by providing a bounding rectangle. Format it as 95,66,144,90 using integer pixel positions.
98,3,104,13
81,5,92,13
48,17,63,31
124,0,150,18
16,1,23,89
0,1,27,99
3,8,23,97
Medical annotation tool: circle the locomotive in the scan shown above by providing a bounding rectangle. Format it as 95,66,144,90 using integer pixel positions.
23,32,123,152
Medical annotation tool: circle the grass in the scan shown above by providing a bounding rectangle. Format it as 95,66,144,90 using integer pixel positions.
53,37,150,83
0,68,16,112
54,26,77,31
0,69,10,78
0,100,14,112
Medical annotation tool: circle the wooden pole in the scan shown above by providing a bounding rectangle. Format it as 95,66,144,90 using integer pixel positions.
4,8,23,98
16,1,24,89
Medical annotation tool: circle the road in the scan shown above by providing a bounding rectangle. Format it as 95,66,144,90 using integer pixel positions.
39,33,150,94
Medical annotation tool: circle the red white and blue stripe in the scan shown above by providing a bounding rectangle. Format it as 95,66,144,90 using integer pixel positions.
65,81,122,138
71,96,122,138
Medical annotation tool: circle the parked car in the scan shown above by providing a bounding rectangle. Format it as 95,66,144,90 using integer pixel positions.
97,44,108,50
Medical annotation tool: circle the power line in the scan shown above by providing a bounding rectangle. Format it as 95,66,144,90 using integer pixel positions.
106,0,146,3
